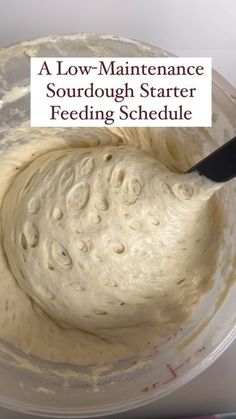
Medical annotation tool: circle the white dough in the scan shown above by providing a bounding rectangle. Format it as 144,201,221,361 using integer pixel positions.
0,126,229,365
2,145,220,333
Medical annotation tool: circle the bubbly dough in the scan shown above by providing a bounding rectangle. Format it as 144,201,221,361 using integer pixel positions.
0,125,231,365
2,144,220,335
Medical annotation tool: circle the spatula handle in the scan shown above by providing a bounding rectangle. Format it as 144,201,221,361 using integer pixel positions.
186,136,236,182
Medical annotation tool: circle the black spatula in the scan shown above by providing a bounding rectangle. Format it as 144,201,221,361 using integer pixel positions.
186,136,236,182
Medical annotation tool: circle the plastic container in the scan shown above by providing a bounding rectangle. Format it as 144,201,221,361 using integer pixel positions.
0,33,236,418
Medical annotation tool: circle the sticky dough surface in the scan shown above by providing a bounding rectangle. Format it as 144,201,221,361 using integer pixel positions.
3,144,220,332
0,127,227,365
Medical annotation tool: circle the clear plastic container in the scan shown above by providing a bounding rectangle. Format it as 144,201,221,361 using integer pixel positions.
0,33,236,418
